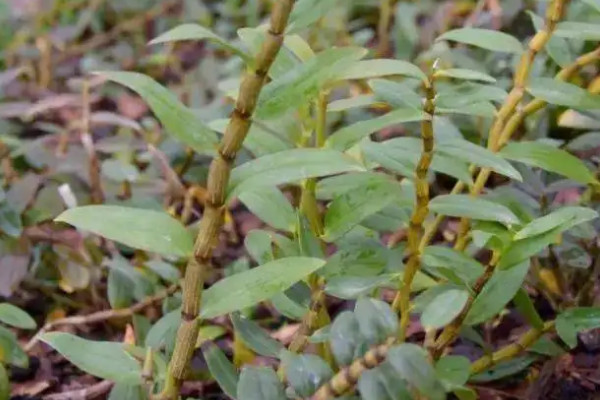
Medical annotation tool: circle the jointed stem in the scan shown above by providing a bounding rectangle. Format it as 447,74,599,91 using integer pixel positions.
452,0,568,249
158,2,296,398
392,74,435,341
421,44,600,252
432,253,499,358
470,321,555,374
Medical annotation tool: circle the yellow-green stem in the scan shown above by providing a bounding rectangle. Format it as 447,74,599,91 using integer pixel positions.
422,45,600,252
470,321,554,374
432,252,500,359
158,2,295,398
453,0,568,249
392,76,435,342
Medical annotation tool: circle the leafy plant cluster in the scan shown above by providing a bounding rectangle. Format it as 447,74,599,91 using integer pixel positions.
3,0,600,399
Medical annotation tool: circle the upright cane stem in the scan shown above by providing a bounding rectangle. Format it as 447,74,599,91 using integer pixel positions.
392,73,435,341
453,0,568,250
159,2,295,398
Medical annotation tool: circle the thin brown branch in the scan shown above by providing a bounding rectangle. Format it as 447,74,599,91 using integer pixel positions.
25,284,179,352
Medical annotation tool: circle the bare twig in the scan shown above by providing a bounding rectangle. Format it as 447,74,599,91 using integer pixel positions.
43,380,113,400
26,284,179,352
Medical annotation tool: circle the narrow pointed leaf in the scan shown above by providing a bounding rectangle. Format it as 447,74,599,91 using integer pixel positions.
369,79,422,109
388,344,446,400
203,344,239,398
527,78,600,110
435,68,496,83
465,261,529,325
56,205,194,257
237,366,286,400
335,59,426,81
98,71,217,153
231,313,283,358
514,206,598,240
436,28,523,53
421,289,469,329
437,138,522,181
149,23,250,60
0,304,36,330
256,47,366,119
500,141,597,184
326,108,428,151
228,149,365,199
429,195,520,225
283,353,333,397
556,307,600,348
323,180,400,241
41,332,142,383
200,257,325,319
239,187,296,232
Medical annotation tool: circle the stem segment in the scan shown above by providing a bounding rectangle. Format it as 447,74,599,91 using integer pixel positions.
452,0,569,250
159,2,295,398
392,74,435,342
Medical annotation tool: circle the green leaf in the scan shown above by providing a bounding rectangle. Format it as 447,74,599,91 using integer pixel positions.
436,82,507,108
435,68,496,83
283,353,333,397
500,141,597,184
329,311,368,366
498,225,562,269
422,246,484,284
552,21,600,41
237,366,286,400
55,205,194,257
239,187,296,232
354,298,398,345
437,102,497,118
203,344,239,398
514,206,598,240
40,332,142,383
527,78,600,109
97,71,217,153
228,148,364,198
556,307,600,348
323,180,400,241
436,28,523,53
369,79,422,110
429,195,520,225
0,203,21,238
149,23,250,60
437,138,522,181
286,0,341,34
326,108,428,151
328,95,378,112
0,303,35,329
582,0,600,12
256,47,366,119
200,257,325,319
362,138,473,184
335,59,426,81
436,355,471,389
421,289,469,330
388,344,445,400
358,366,413,400
513,289,544,330
470,355,537,383
0,364,9,400
231,312,283,358
465,261,529,325
108,383,144,400
145,309,179,354
324,275,397,300
145,259,181,283
245,230,275,265
0,326,28,367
